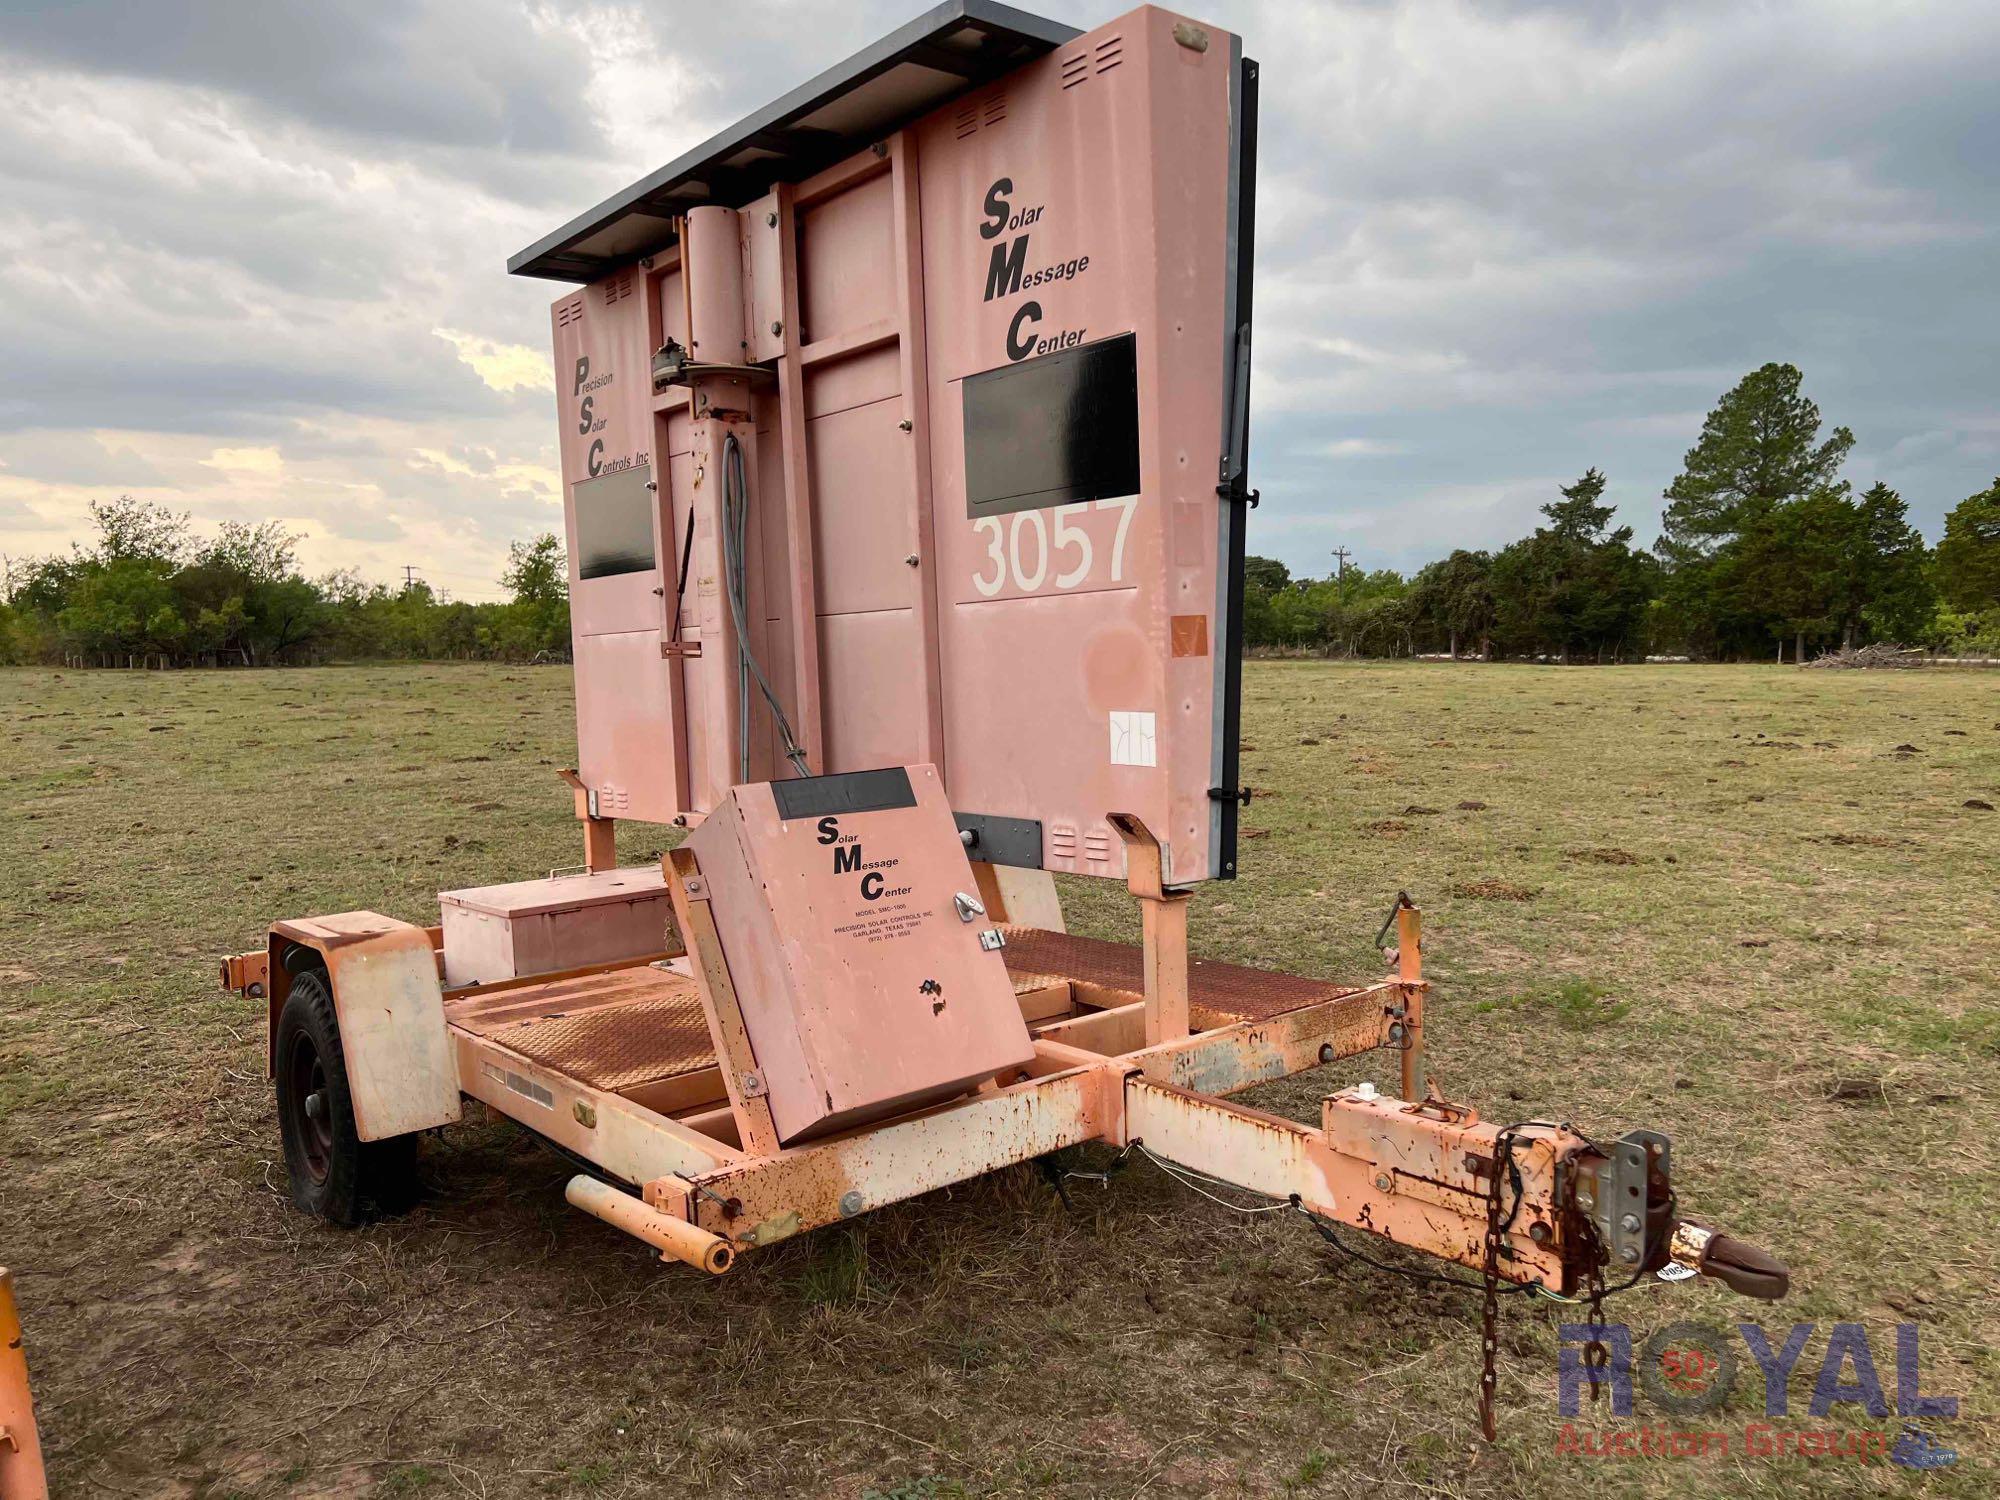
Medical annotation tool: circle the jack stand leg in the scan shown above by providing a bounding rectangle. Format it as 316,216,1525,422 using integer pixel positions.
1107,813,1191,1045
582,816,616,874
1140,892,1192,1047
558,768,618,872
1396,900,1426,1099
1036,1150,1077,1211
0,1268,48,1500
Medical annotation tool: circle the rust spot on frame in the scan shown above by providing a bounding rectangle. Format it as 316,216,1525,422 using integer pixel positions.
1170,614,1209,658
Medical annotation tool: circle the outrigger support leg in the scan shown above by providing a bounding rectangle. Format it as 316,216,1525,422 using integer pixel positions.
558,768,617,873
1108,813,1192,1046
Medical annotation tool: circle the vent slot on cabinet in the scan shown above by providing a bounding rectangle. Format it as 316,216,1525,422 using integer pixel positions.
556,298,584,328
954,89,1007,137
1094,35,1123,74
599,271,634,306
1059,50,1089,89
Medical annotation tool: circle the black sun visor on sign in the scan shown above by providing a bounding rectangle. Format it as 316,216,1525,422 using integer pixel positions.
962,332,1141,519
573,465,656,580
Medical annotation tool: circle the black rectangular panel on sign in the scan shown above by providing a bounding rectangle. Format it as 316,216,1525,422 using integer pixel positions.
573,465,656,580
962,333,1140,518
771,767,918,820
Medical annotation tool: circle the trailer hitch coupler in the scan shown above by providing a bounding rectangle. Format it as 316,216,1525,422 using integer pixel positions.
566,1175,735,1275
1670,1221,1789,1300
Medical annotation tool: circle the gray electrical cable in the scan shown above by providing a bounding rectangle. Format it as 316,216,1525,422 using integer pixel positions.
721,433,811,781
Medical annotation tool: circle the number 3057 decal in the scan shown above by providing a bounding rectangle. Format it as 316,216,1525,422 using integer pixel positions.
970,496,1137,598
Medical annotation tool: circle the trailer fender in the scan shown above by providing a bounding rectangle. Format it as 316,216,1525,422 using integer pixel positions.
266,912,461,1142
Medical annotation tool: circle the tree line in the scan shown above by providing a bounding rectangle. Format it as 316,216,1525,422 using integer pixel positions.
5,362,1997,669
1245,364,2000,661
0,499,571,667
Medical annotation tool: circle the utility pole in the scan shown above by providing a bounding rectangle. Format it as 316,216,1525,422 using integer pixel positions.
1330,546,1352,597
402,565,422,592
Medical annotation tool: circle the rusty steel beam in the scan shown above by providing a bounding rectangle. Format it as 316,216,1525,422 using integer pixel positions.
453,1029,738,1185
218,949,269,995
1107,812,1192,1045
1125,1077,1581,1289
1121,981,1398,1096
666,1066,1107,1247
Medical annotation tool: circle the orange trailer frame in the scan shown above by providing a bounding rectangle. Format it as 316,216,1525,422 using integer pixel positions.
221,808,1783,1308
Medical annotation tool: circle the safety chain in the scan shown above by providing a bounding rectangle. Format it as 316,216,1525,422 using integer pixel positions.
1477,1129,1512,1441
1478,1130,1616,1440
1580,1223,1611,1410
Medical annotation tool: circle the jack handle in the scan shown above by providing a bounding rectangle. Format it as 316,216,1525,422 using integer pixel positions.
566,1176,734,1275
1374,890,1415,953
1669,1221,1790,1300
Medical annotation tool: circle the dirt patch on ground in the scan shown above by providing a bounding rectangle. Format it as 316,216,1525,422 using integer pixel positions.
1451,879,1540,901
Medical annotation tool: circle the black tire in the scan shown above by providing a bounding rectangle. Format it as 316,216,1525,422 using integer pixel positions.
274,968,420,1225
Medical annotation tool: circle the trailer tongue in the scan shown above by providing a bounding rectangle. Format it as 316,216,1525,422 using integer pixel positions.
222,1,1785,1437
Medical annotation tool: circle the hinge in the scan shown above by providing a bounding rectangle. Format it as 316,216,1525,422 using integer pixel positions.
1208,785,1252,807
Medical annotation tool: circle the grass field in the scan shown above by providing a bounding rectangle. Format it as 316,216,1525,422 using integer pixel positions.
3,660,1996,1498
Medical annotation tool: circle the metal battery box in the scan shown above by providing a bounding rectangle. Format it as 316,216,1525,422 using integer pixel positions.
439,867,673,987
686,764,1034,1143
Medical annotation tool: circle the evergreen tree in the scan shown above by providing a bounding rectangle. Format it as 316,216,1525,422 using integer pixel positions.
1411,549,1495,658
1661,363,1854,547
1542,467,1615,544
1488,469,1651,661
1657,364,1856,657
1852,482,1934,644
1934,479,2000,612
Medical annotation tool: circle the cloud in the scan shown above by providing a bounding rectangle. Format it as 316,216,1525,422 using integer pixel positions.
0,0,607,154
202,446,284,476
433,329,555,394
1312,438,1413,458
0,0,1994,591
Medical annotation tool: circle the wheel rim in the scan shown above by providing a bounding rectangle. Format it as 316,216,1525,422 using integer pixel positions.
286,1032,334,1185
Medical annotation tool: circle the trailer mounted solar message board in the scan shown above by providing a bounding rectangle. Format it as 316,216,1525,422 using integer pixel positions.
512,2,1257,886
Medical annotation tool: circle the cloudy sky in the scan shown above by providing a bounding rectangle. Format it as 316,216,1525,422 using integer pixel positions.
1,0,1994,599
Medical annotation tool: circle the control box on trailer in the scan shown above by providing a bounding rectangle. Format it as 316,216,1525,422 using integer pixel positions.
687,766,1033,1142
